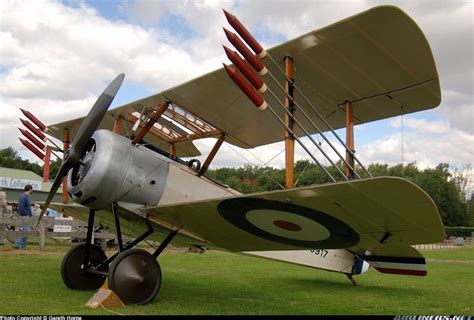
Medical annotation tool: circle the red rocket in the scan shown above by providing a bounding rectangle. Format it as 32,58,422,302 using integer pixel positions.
223,63,267,111
20,119,46,141
223,45,267,93
18,128,46,151
20,108,48,132
223,9,267,59
223,28,267,76
19,138,45,160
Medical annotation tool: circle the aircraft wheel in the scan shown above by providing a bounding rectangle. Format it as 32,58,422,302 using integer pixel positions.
61,243,108,290
108,248,162,305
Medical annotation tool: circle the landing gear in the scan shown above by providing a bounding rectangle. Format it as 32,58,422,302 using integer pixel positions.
108,249,162,305
61,243,107,290
60,204,179,305
61,209,108,290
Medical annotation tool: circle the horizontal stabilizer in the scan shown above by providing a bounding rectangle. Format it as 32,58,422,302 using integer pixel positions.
360,246,427,276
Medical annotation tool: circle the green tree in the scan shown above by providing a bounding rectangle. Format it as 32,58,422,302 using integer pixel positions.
0,146,42,176
413,164,468,226
467,196,474,227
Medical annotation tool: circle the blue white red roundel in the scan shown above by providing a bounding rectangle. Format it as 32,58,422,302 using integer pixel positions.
217,198,359,248
245,209,331,241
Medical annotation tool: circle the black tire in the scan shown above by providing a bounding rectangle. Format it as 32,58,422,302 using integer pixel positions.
187,159,201,171
108,249,161,305
61,243,108,290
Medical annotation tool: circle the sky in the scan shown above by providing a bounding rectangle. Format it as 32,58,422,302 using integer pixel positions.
0,0,472,189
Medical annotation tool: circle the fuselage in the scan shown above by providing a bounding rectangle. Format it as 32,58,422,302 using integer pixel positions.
68,129,239,213
67,129,367,276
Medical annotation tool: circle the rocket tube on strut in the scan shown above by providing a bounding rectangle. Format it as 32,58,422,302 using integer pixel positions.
223,9,267,59
223,45,267,93
223,63,267,111
20,108,48,132
20,119,46,141
19,138,45,160
223,28,267,76
18,128,46,151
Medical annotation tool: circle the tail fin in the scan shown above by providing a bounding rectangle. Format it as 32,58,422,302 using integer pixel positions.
360,246,427,276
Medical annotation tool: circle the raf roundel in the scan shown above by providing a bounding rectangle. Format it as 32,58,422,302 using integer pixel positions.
217,198,360,249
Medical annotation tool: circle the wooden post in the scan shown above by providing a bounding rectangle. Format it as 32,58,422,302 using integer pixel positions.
43,147,51,182
39,220,45,251
169,143,176,158
198,134,225,177
284,56,295,189
62,128,70,204
345,100,355,179
112,115,123,134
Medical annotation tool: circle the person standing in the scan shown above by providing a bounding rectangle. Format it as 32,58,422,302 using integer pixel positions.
0,188,7,244
0,187,7,218
13,185,33,249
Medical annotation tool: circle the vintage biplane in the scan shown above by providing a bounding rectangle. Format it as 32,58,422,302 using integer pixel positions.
18,5,444,305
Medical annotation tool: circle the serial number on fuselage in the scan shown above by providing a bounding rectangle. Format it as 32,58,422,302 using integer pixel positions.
309,249,329,258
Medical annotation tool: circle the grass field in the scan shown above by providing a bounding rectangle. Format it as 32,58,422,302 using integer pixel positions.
0,245,472,315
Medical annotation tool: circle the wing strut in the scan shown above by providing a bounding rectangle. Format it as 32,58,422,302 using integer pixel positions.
345,100,355,179
284,56,295,188
131,101,170,144
197,133,226,177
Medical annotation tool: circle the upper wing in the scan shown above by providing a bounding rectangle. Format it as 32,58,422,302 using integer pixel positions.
141,177,445,252
47,5,440,151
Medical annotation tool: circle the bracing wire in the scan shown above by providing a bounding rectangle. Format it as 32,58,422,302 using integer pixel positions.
265,53,372,178
224,143,286,190
294,134,327,187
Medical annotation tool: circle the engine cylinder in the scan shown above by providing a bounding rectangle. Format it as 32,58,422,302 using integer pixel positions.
68,130,169,210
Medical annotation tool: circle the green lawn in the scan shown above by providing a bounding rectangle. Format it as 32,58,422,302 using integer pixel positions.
0,246,472,315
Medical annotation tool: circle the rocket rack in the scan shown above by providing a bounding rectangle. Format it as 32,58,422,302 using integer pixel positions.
221,9,372,187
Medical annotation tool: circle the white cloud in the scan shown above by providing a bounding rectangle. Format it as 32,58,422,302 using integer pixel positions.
0,0,472,180
388,117,450,134
358,128,473,169
0,0,222,102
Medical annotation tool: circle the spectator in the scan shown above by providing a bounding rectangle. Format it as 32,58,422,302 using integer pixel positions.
13,185,33,250
32,204,41,216
48,208,58,218
0,187,7,218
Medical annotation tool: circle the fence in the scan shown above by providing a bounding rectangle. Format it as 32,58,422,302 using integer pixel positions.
413,238,473,250
0,216,122,251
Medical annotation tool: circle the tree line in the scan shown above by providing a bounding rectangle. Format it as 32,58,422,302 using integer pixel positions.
1,146,472,227
206,160,473,227
0,147,61,179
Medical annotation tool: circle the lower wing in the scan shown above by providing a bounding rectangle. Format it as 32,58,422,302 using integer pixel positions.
141,176,445,254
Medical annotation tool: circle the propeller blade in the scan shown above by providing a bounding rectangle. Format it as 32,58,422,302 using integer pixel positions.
67,73,125,166
35,163,69,229
35,73,125,229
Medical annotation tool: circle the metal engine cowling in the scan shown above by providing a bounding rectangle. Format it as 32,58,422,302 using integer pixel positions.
67,129,169,210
